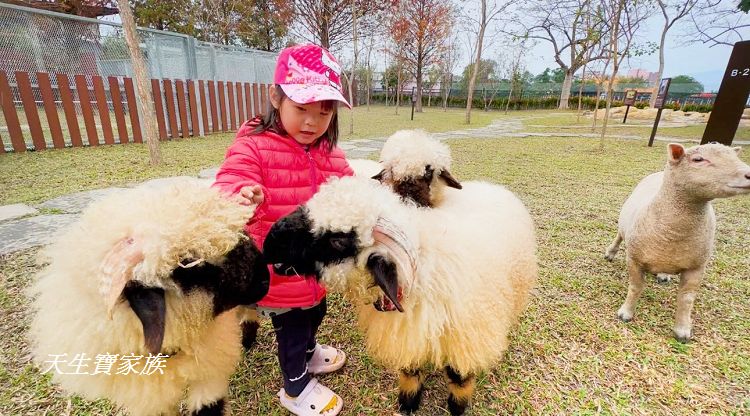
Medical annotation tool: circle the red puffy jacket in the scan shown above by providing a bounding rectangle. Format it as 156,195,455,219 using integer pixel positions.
212,119,353,308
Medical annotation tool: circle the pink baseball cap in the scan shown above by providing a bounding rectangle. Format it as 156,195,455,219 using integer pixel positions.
274,44,351,108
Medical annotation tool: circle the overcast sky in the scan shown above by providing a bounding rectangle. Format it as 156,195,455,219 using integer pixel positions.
518,13,735,92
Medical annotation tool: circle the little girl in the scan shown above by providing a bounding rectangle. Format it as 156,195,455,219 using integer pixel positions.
213,44,352,416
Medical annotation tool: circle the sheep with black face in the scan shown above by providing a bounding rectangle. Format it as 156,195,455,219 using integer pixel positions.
264,176,537,415
27,180,270,416
373,129,462,207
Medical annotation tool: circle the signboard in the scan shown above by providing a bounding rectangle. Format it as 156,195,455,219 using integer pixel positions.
624,90,636,106
654,78,671,109
701,40,750,145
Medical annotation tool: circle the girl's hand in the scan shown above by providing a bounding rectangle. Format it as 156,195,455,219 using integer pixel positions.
238,185,264,206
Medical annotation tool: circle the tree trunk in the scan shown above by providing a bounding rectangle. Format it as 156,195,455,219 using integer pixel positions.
558,69,574,109
600,0,624,150
576,57,590,122
504,83,513,114
348,0,358,134
396,65,401,114
415,64,423,112
443,73,452,111
649,22,669,108
116,0,161,165
465,0,486,124
591,57,611,131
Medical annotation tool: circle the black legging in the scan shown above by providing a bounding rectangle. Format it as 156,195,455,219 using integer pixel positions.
271,298,327,396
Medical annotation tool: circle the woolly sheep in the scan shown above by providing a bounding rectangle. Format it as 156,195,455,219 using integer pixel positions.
28,180,270,415
347,158,383,178
263,176,537,415
373,129,462,207
605,143,750,342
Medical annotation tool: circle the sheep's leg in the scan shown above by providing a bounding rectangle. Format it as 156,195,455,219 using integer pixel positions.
398,368,425,414
604,232,623,261
444,366,475,416
617,258,645,322
241,320,260,349
188,398,225,415
239,307,260,350
186,378,229,416
673,267,704,343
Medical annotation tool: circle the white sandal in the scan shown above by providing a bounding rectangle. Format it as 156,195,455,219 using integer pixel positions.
307,344,346,375
278,377,343,416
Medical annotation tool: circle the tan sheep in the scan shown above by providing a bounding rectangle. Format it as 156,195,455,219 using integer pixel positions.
605,143,750,342
27,180,270,415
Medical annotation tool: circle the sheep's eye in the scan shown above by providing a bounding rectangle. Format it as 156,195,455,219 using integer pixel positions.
329,237,349,252
691,155,705,162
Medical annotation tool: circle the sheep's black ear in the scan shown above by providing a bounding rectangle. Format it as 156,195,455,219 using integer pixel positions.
439,170,462,189
366,253,404,312
123,281,166,355
372,169,385,181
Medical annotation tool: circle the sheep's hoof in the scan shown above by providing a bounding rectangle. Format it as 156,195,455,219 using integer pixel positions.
656,274,672,284
447,394,469,415
673,328,693,343
398,390,423,415
617,307,633,322
604,252,615,262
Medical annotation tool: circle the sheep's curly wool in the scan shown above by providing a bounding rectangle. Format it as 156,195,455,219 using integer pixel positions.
379,129,452,179
309,176,537,375
27,179,256,415
347,158,383,178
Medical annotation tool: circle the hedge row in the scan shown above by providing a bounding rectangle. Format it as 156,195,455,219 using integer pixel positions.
364,93,714,113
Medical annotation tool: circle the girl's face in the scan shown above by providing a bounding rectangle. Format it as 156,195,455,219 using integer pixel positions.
270,87,334,146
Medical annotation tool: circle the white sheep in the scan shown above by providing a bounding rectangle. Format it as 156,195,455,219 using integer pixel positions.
605,143,750,342
263,176,537,415
373,129,462,207
27,180,270,415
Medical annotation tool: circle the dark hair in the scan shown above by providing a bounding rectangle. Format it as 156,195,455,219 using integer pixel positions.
253,85,340,153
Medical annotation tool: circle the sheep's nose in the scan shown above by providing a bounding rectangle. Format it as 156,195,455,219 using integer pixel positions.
745,172,750,180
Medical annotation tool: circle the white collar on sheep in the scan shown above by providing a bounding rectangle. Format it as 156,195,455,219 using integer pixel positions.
373,217,417,285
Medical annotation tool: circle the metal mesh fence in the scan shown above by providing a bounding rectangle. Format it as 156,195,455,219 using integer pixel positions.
0,2,276,149
0,2,277,82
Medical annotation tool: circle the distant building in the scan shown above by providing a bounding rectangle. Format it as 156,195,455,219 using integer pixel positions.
627,68,659,84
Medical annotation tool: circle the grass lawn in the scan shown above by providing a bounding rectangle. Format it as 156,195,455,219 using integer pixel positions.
1,108,749,414
0,105,498,206
522,112,750,141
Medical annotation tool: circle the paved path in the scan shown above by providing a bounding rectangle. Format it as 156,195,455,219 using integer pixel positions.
1,117,746,255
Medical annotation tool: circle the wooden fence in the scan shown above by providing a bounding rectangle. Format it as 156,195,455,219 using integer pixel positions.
0,70,269,153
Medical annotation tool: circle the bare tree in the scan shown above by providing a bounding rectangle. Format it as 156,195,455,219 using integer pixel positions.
649,0,700,108
464,0,511,124
360,34,377,110
591,56,611,131
523,0,609,109
599,0,650,147
115,0,161,164
440,36,461,111
292,0,385,50
503,45,526,114
687,0,749,47
347,0,359,134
